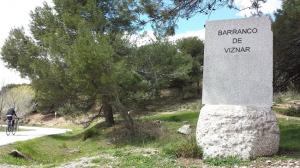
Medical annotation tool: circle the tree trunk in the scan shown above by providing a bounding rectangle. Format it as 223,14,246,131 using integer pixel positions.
197,80,201,96
102,96,114,126
114,97,135,135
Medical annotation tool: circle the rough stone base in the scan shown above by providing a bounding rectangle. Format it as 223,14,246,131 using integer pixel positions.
196,105,280,159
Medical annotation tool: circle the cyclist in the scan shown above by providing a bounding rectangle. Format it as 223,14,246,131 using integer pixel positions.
6,107,18,127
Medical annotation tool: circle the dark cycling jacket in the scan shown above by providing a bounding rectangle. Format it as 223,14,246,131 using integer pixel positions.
6,108,17,117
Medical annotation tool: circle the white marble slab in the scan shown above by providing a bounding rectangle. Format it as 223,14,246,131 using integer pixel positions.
202,16,273,106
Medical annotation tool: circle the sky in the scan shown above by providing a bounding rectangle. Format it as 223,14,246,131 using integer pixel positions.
0,0,282,88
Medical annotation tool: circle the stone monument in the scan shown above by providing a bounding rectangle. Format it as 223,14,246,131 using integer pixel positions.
196,16,280,159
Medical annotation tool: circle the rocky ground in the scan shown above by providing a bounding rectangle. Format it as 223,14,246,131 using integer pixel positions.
252,160,300,168
1,158,298,168
58,156,101,168
57,159,300,168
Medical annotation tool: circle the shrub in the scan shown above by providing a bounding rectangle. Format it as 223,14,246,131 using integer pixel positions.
110,121,163,145
82,127,101,141
285,107,300,117
274,106,300,117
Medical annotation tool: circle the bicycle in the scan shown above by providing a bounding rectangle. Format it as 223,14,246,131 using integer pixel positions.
6,117,20,136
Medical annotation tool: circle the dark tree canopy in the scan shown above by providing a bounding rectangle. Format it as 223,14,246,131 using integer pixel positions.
273,0,300,91
176,37,204,94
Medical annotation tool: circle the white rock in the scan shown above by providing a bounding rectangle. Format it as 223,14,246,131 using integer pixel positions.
177,124,192,135
196,105,280,159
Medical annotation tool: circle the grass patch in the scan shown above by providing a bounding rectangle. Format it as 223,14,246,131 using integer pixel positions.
146,111,199,123
91,158,101,163
204,156,249,166
88,148,179,168
0,124,109,167
278,118,300,156
0,136,103,166
119,153,176,167
162,136,202,158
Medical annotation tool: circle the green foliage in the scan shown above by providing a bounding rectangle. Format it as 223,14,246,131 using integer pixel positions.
273,0,300,91
177,37,204,58
175,37,204,96
176,37,204,78
131,41,193,98
0,28,42,78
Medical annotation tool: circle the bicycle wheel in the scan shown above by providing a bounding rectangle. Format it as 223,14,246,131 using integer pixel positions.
12,119,19,135
12,123,16,135
6,125,11,136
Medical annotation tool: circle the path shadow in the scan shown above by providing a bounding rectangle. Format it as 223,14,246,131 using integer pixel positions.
277,147,300,159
